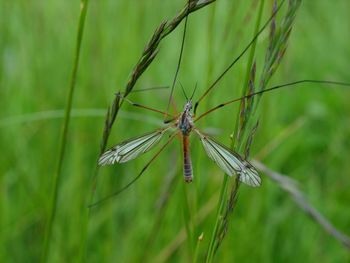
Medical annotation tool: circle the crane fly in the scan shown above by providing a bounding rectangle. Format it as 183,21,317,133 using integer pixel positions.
97,0,270,188
92,0,350,207
98,95,261,186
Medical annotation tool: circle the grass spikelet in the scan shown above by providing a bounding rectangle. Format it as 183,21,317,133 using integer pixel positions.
206,1,303,261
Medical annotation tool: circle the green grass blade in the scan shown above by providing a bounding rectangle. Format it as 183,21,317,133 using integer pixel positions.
205,174,229,263
205,2,266,262
41,1,90,262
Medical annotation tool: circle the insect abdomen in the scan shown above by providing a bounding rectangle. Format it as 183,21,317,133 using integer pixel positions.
182,135,193,183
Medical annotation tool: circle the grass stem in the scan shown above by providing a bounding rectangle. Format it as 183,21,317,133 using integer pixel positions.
205,2,266,262
205,174,229,263
41,1,89,262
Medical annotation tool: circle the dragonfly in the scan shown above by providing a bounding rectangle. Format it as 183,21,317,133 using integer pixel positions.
93,0,350,207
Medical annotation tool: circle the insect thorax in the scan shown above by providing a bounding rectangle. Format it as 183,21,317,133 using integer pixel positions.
178,101,193,136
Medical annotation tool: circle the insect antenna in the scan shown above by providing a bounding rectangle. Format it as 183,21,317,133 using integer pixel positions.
165,0,190,119
180,82,189,100
190,82,198,101
89,132,178,208
193,0,287,115
194,79,350,122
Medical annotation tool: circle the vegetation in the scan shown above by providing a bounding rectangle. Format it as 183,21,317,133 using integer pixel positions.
1,0,349,262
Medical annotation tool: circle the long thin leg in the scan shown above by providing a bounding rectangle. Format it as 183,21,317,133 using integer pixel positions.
121,96,175,118
165,0,190,119
194,80,350,123
193,0,286,114
88,131,179,208
131,86,169,93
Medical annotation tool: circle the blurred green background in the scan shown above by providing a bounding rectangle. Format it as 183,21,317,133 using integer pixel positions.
1,0,350,262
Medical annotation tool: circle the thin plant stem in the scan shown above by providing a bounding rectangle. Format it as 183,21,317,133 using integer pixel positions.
154,192,220,263
193,232,204,263
205,2,265,261
182,182,195,261
205,175,229,263
41,0,89,262
88,0,217,213
139,163,180,262
252,160,350,250
75,0,217,256
79,1,217,261
234,0,265,149
154,159,350,261
207,0,302,259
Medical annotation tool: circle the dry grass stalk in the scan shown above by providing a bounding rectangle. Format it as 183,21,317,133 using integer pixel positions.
252,160,350,250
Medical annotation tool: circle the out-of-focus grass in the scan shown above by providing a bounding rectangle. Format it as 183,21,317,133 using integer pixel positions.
0,1,349,262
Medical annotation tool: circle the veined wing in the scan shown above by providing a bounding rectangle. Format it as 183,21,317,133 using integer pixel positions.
194,130,261,187
98,128,168,165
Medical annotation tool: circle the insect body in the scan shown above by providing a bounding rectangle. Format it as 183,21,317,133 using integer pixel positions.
93,0,350,208
178,101,194,182
98,98,261,187
178,101,194,136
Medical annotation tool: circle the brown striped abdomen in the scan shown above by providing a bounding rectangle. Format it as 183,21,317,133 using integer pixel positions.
182,135,193,183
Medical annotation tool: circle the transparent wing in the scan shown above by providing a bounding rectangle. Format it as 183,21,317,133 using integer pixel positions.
98,128,168,165
195,130,261,187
